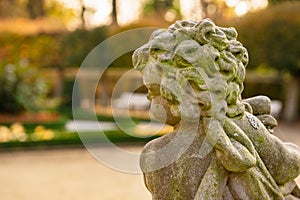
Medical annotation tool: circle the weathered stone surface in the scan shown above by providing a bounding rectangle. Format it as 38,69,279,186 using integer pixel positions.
243,95,272,115
133,19,300,200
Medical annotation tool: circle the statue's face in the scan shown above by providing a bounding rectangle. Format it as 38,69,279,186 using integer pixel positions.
142,39,224,124
148,90,181,125
141,49,181,125
133,20,249,121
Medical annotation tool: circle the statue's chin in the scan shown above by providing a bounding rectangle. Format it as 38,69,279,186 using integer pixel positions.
149,103,168,123
150,99,180,126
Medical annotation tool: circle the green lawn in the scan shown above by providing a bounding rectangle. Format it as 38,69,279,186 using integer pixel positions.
0,127,157,149
0,110,158,149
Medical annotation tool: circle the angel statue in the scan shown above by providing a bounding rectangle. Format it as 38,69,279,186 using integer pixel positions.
132,19,300,200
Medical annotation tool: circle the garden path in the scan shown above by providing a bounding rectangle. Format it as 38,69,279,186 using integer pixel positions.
0,122,299,200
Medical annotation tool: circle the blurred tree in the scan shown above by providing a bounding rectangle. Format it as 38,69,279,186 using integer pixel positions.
112,0,118,26
143,0,180,22
60,27,108,104
79,0,87,28
0,0,14,18
27,0,45,19
0,0,27,18
0,25,108,102
235,2,300,121
0,0,75,29
29,28,107,97
201,0,228,20
77,0,97,29
0,61,58,113
45,0,76,28
268,0,299,5
60,27,107,68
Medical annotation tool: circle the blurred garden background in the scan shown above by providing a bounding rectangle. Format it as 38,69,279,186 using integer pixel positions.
0,0,300,199
0,0,299,146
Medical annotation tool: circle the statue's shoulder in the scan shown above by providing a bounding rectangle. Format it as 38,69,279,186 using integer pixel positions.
141,132,177,154
140,132,179,174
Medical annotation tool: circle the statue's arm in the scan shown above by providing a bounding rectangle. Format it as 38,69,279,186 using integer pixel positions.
243,95,278,131
235,113,300,185
204,118,257,172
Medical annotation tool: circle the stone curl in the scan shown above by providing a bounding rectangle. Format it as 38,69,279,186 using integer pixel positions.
133,18,248,119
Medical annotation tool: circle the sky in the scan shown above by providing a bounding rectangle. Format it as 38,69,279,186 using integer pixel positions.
57,0,268,29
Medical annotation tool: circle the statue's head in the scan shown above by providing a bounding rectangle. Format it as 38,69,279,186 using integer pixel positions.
133,19,249,125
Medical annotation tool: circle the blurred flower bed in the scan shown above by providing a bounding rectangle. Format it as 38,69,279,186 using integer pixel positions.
0,121,83,149
0,120,159,149
0,123,55,143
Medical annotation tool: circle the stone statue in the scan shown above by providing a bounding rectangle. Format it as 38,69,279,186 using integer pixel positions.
133,19,300,200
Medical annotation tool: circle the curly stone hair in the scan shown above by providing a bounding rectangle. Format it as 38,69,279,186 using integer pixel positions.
133,19,249,119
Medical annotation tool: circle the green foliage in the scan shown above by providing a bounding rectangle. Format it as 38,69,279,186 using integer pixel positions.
0,0,27,18
0,32,62,68
60,27,108,67
243,73,285,101
144,0,174,14
0,27,108,69
0,126,157,148
27,0,45,19
143,0,181,21
45,0,76,26
268,0,299,5
234,2,300,76
0,0,75,26
0,27,108,113
0,61,58,113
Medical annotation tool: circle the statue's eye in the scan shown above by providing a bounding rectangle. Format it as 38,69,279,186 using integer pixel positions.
220,69,230,76
215,55,220,62
151,47,164,53
150,48,164,59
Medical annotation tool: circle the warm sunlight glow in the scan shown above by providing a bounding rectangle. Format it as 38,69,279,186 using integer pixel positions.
180,0,202,20
250,0,268,10
164,9,177,22
226,0,268,16
225,0,239,8
56,0,81,29
117,0,146,26
56,0,81,9
85,0,112,27
235,2,250,16
57,0,145,28
57,0,269,28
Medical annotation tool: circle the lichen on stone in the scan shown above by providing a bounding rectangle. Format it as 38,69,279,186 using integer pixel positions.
133,18,300,200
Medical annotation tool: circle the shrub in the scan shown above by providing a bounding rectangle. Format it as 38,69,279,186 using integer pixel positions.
0,60,59,113
60,27,108,67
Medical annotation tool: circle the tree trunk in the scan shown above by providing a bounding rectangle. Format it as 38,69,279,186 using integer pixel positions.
155,0,173,19
98,73,109,106
111,0,118,26
27,0,45,19
283,76,300,122
54,68,64,99
79,0,86,29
